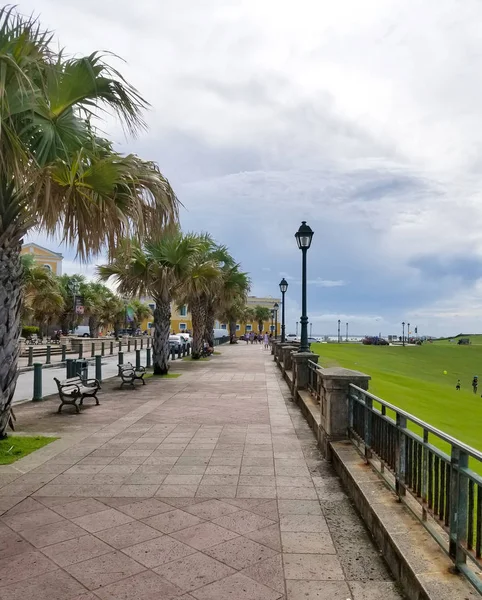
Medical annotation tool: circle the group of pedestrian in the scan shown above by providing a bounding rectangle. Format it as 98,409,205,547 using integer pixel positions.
243,331,272,349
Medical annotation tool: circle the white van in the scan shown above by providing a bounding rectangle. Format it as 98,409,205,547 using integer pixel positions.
72,326,91,337
213,328,229,339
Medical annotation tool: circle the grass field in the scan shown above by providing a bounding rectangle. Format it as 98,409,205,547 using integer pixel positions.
311,341,482,452
0,436,57,465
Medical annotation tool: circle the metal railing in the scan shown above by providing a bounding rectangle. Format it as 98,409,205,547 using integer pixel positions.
349,384,482,593
307,360,322,404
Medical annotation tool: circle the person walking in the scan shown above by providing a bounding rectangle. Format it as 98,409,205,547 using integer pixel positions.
472,376,478,394
263,331,269,349
456,379,461,391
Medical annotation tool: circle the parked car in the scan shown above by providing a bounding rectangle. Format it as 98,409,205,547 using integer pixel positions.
286,334,298,342
169,334,189,352
71,326,91,337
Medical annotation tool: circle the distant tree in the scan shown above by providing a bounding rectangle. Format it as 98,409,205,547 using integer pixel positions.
254,305,271,334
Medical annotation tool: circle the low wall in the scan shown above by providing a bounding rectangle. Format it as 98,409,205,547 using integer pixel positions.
275,352,479,600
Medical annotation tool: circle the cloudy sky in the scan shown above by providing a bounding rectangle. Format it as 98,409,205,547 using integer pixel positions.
24,0,482,336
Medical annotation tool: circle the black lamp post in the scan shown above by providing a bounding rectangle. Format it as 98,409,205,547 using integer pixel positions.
296,321,299,336
337,319,341,344
273,303,279,339
270,309,274,336
402,322,405,346
407,322,410,344
346,322,348,342
279,278,288,342
310,322,313,337
295,221,314,353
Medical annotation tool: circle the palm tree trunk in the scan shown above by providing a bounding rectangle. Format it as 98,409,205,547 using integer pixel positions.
191,300,206,359
229,320,237,342
205,306,215,347
152,298,171,375
0,241,23,438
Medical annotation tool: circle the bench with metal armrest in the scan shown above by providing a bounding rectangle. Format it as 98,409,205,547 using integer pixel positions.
118,362,146,387
53,376,101,413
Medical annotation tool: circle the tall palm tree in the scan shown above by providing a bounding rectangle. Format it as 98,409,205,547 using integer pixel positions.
129,299,152,332
21,256,65,337
99,232,202,374
57,274,86,334
0,8,179,437
217,267,250,342
254,305,272,334
176,236,222,359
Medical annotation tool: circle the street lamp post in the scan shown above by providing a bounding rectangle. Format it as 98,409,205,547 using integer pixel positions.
295,221,314,353
296,321,299,337
279,279,288,342
337,319,341,344
346,322,348,342
273,303,279,339
407,322,410,344
270,309,274,336
402,322,405,346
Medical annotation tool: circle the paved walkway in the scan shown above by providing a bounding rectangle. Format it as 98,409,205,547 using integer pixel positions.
0,344,403,599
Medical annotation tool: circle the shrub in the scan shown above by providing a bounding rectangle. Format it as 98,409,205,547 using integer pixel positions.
21,326,39,338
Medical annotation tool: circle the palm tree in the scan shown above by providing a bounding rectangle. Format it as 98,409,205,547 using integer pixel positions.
176,236,222,359
99,232,202,374
254,305,271,334
57,274,86,334
21,256,65,337
82,282,117,338
217,267,250,342
101,294,126,338
129,299,152,332
0,8,179,437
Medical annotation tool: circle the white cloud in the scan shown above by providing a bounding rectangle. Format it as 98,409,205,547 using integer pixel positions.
307,279,346,288
17,0,482,336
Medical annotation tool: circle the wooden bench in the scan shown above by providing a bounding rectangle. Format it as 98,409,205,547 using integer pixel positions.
54,376,101,413
118,363,146,387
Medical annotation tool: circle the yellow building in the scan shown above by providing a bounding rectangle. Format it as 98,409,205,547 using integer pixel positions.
139,295,281,337
140,299,192,333
21,242,63,274
216,295,282,336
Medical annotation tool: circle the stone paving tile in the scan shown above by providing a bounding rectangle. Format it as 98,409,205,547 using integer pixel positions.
190,572,282,600
283,553,345,580
50,498,108,519
285,580,352,600
72,508,134,533
204,536,278,570
122,534,196,567
0,568,87,600
93,520,162,548
0,551,58,587
156,484,199,497
41,534,112,566
19,519,86,548
196,484,237,498
65,550,145,590
1,506,64,532
184,499,241,520
171,522,239,550
143,508,205,533
245,523,282,551
277,500,322,515
242,554,285,594
212,509,275,534
153,551,236,592
116,498,173,519
281,532,336,554
94,570,183,600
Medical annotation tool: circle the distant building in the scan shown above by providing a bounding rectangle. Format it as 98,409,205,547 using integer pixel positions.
216,295,282,335
139,294,282,336
21,242,63,275
139,299,191,333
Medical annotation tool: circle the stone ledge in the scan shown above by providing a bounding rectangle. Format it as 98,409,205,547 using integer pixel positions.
330,440,479,600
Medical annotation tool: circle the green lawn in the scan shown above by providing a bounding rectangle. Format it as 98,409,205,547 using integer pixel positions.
0,436,57,465
147,372,182,378
311,342,482,451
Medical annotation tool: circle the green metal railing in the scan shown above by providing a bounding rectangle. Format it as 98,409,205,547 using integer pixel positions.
349,384,482,593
